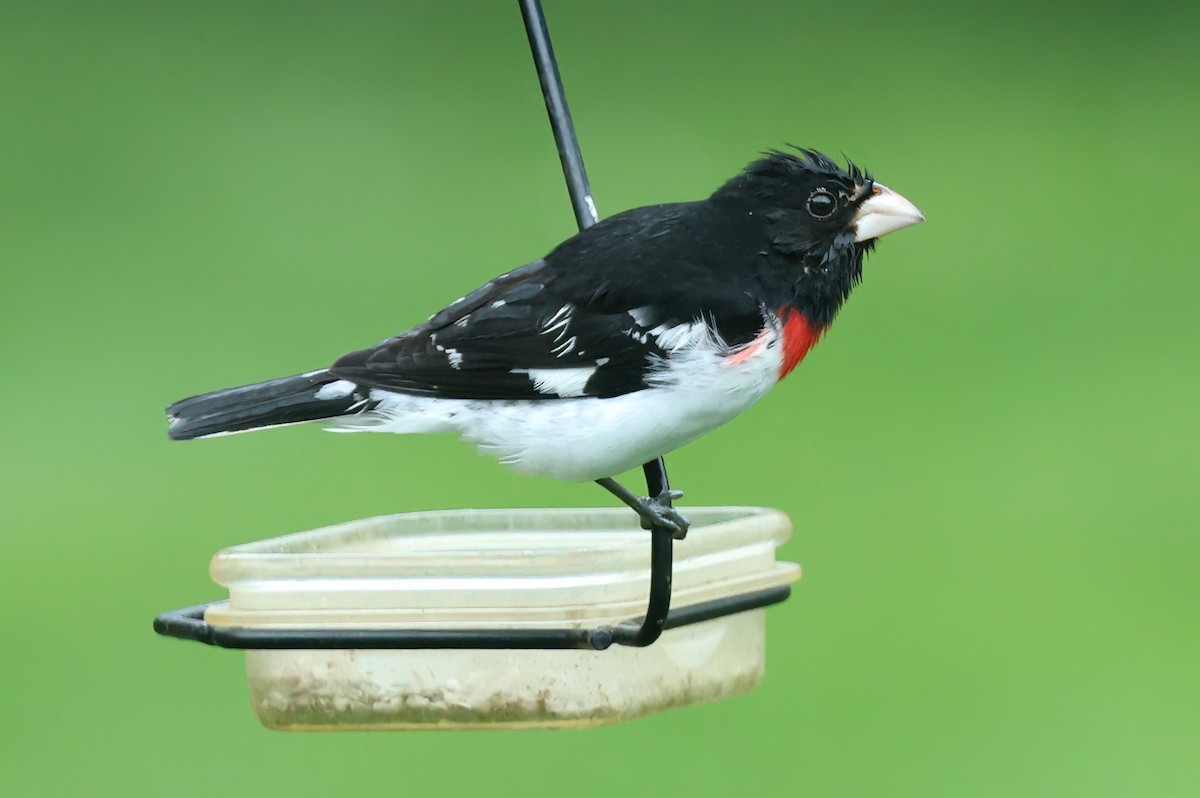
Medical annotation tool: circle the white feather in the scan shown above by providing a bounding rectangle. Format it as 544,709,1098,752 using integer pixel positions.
650,320,712,352
628,306,656,326
542,305,572,341
314,380,357,400
550,336,577,357
514,366,596,398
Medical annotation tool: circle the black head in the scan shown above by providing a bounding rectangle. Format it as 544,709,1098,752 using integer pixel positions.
710,147,924,326
716,147,871,218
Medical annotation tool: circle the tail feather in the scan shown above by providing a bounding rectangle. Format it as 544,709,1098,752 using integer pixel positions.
166,370,376,440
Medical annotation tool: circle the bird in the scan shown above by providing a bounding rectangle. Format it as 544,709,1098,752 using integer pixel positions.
166,147,924,537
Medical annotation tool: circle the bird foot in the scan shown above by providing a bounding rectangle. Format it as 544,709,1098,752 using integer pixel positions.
634,490,689,539
595,477,690,539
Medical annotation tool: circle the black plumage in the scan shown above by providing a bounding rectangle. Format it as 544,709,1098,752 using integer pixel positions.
329,148,875,402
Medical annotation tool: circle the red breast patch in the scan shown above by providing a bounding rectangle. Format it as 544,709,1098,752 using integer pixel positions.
778,308,823,378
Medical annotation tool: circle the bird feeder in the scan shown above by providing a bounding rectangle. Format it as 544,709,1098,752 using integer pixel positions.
155,0,799,730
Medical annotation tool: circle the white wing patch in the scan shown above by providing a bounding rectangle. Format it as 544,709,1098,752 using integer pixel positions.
512,366,596,398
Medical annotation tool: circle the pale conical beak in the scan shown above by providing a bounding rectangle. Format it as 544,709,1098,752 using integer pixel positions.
853,183,925,243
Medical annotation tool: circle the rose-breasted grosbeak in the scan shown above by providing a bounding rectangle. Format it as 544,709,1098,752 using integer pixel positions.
167,148,923,535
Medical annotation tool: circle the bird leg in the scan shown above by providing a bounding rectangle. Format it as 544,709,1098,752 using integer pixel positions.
595,477,689,539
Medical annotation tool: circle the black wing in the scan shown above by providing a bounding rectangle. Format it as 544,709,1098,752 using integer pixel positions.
329,204,767,400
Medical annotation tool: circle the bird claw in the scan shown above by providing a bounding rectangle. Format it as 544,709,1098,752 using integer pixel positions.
594,477,690,539
636,490,690,539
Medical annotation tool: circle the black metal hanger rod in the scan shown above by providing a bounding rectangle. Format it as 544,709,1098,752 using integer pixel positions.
519,0,598,230
518,0,675,647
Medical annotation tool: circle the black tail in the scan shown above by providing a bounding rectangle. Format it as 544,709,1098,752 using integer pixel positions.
166,370,376,441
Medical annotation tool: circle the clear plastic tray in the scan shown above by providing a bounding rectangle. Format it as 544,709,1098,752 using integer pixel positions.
206,506,799,730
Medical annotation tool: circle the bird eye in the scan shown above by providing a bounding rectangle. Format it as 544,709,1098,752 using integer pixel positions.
806,189,837,219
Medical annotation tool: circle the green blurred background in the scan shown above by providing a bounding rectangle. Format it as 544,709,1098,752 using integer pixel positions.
3,0,1197,795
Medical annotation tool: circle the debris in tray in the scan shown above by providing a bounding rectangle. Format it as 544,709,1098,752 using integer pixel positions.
243,622,766,730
